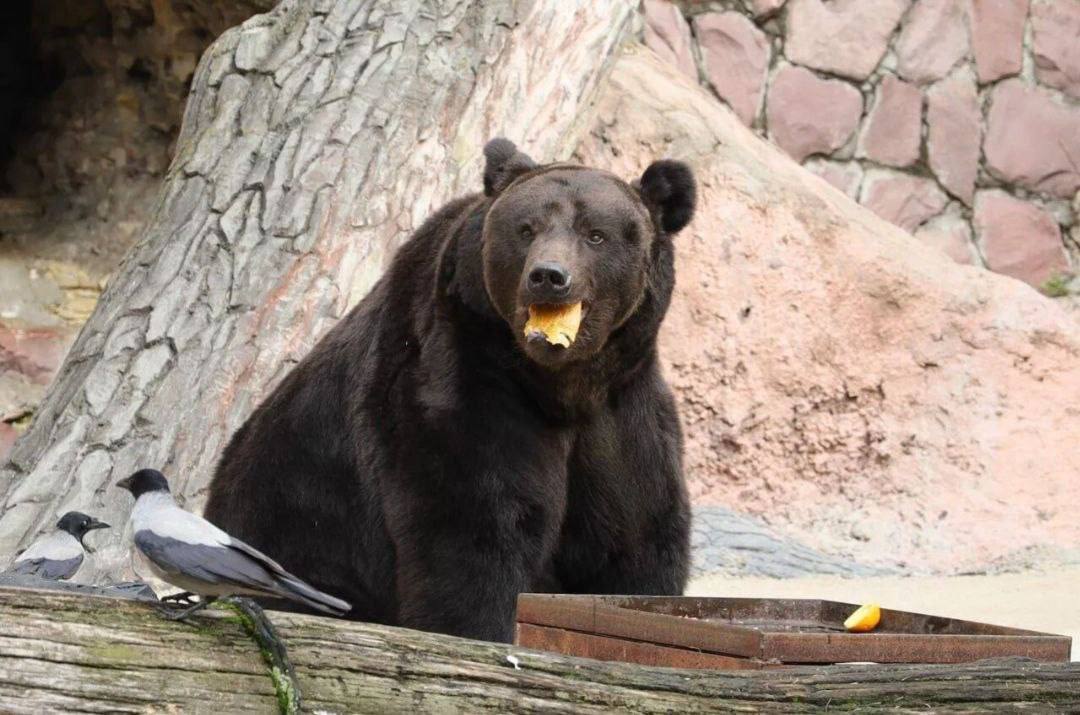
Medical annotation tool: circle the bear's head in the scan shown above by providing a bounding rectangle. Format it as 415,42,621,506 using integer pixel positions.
479,138,695,368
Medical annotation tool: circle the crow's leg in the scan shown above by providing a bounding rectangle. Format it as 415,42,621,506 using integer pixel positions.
160,591,197,605
157,596,217,621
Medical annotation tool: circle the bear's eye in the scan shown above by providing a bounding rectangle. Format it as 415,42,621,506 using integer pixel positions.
520,226,533,240
587,230,605,245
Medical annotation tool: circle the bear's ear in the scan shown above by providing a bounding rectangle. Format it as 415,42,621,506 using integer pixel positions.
483,138,537,196
636,160,696,235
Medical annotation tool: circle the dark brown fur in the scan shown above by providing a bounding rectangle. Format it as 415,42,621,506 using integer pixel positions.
204,140,696,642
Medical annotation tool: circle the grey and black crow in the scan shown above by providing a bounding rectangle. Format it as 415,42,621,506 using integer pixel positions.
117,469,351,620
4,511,110,580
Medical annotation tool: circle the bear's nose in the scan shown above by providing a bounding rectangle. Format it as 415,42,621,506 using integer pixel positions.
528,262,572,298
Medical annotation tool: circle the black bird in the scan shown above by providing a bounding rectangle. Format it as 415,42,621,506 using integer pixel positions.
116,469,351,620
4,511,110,580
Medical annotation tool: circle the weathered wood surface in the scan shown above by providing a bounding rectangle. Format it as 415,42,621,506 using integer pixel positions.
0,587,1078,713
0,0,636,581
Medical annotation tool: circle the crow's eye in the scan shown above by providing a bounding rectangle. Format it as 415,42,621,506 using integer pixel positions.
587,230,605,245
520,226,533,240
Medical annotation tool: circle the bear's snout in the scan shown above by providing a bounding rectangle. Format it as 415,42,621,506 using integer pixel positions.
527,261,572,302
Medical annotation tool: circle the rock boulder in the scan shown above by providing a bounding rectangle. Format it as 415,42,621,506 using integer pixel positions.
574,48,1080,574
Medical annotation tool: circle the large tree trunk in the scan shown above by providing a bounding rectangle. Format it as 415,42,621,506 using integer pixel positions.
0,0,636,581
1,586,1077,713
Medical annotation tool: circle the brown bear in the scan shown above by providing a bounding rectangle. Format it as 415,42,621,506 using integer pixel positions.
204,139,696,642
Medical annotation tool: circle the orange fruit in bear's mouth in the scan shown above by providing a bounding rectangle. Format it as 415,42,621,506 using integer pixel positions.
524,302,583,348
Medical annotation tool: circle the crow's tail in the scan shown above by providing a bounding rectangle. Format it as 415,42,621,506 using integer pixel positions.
275,575,351,616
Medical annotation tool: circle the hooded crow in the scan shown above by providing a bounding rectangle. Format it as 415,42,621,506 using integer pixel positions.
4,511,110,580
116,468,351,619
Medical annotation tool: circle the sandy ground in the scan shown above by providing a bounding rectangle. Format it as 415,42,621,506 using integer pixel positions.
689,568,1080,661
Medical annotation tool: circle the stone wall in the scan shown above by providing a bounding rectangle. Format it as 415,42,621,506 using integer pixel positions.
644,0,1080,295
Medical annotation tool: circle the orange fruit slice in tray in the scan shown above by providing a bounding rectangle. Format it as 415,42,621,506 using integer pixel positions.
844,603,882,633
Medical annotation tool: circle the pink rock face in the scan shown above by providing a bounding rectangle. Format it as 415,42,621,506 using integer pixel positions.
694,12,771,126
984,80,1080,198
642,0,698,79
926,68,980,205
857,75,923,168
974,191,1069,287
0,322,70,386
804,158,863,200
914,211,977,265
895,0,969,83
970,0,1028,83
578,50,1080,574
1031,0,1080,99
785,0,911,81
766,65,863,163
860,169,949,233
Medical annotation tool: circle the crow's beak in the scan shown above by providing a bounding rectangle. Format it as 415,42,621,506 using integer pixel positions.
116,476,133,492
81,519,110,553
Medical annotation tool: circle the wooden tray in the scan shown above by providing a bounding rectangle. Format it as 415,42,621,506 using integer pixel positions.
515,594,1073,669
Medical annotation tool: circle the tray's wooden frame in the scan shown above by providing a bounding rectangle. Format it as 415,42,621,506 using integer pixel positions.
515,594,1073,668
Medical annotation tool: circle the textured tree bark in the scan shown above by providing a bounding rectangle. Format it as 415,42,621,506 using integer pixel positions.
1,587,1077,713
0,0,637,581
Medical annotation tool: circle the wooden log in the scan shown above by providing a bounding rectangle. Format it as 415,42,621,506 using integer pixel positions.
0,586,1077,713
0,0,637,581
